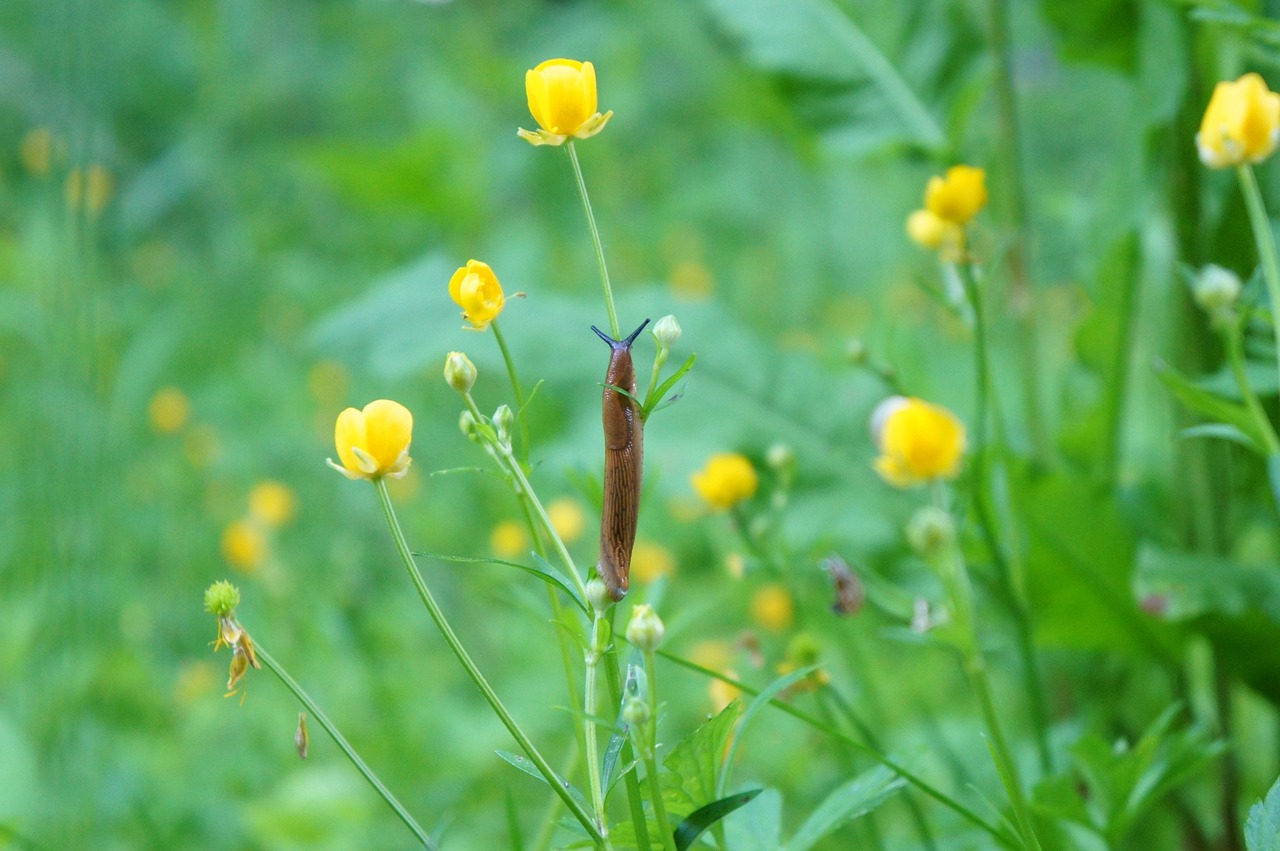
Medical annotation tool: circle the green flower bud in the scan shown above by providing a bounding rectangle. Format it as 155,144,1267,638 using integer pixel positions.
765,442,795,473
785,632,822,668
586,578,612,612
653,314,682,350
622,695,650,726
494,404,515,448
1194,264,1242,314
444,351,477,394
204,580,240,617
625,603,665,652
458,410,478,440
906,506,956,559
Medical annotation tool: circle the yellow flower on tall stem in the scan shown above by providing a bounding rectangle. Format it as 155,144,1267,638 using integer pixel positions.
871,396,966,488
448,260,505,331
690,452,759,510
327,400,413,481
517,59,613,147
1197,73,1280,169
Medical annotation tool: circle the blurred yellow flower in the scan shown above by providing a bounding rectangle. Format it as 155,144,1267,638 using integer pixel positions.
691,453,758,511
65,164,113,214
148,386,190,434
871,396,966,488
249,480,297,528
518,58,613,147
709,670,741,713
328,399,414,481
547,497,586,544
631,540,675,583
1198,73,1280,168
491,520,529,559
725,552,746,580
924,165,987,225
221,520,267,572
750,583,795,632
669,259,716,300
20,128,62,177
906,208,964,260
448,259,505,330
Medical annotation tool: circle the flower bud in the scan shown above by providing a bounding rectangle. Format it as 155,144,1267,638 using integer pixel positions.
444,351,477,394
765,442,794,473
625,603,665,652
653,314,682,350
906,506,956,559
493,404,515,449
586,578,612,612
204,580,241,617
458,410,479,440
1193,264,1242,314
622,695,650,726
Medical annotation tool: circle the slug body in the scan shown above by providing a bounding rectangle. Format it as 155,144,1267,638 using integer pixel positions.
593,319,649,601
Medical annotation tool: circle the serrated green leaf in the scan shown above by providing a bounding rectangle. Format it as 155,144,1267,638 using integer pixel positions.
719,667,816,797
662,701,745,819
674,789,763,851
1247,774,1280,850
786,765,904,851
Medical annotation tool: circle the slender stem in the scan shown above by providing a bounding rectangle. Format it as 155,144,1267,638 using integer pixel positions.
373,480,604,844
1238,163,1280,394
584,610,611,842
255,645,437,849
1226,319,1280,455
491,319,532,467
956,260,1052,774
814,691,886,851
603,641,653,851
643,651,679,851
654,650,1019,849
567,140,620,339
987,0,1048,462
643,346,669,412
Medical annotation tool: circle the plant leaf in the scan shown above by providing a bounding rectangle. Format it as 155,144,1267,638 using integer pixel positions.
786,765,905,851
494,750,592,816
673,789,763,851
719,666,816,797
1247,773,1280,850
412,552,588,613
1153,359,1267,454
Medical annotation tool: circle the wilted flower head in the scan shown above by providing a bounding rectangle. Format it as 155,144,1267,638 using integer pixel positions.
449,260,505,330
871,396,966,487
691,452,759,510
1197,73,1280,169
518,59,613,147
924,165,988,225
327,399,414,481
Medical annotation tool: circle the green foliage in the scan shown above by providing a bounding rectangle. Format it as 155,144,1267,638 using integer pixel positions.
1247,774,1280,851
661,701,745,821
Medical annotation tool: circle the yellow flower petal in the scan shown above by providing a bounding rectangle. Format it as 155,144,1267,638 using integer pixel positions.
923,165,987,225
332,400,413,481
690,452,759,510
1198,73,1280,168
520,58,609,146
871,397,966,488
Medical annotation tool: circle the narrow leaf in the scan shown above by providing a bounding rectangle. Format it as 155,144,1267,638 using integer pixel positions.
1153,359,1267,453
719,667,817,796
787,766,905,851
494,750,593,815
674,789,763,851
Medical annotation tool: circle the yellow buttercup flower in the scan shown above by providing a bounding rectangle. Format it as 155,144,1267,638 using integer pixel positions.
1197,73,1280,168
924,165,987,225
547,497,586,544
517,58,614,147
691,453,759,511
448,259,505,330
249,480,297,528
491,520,529,559
630,540,675,583
906,209,965,261
871,396,966,488
148,386,190,434
221,520,267,572
750,583,795,632
327,399,413,481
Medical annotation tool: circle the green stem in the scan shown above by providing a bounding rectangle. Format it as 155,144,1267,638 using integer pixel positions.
584,610,612,843
644,346,669,413
957,260,1052,774
604,641,653,851
654,650,1019,849
567,140,620,339
1238,163,1280,395
1226,319,1280,455
643,651,679,851
255,645,437,849
373,480,604,844
491,319,532,467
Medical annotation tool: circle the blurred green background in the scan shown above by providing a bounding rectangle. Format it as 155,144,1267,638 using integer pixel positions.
7,0,1280,847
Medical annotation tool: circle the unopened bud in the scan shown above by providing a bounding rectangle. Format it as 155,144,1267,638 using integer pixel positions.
444,351,477,394
458,410,479,440
765,442,794,473
1194,264,1242,314
906,506,956,559
653,314,682,350
494,404,514,448
625,603,665,652
622,695,650,726
586,578,612,612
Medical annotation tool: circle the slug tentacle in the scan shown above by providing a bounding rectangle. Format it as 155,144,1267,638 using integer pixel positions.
593,319,649,601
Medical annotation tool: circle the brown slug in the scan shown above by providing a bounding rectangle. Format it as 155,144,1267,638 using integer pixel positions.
593,319,649,601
